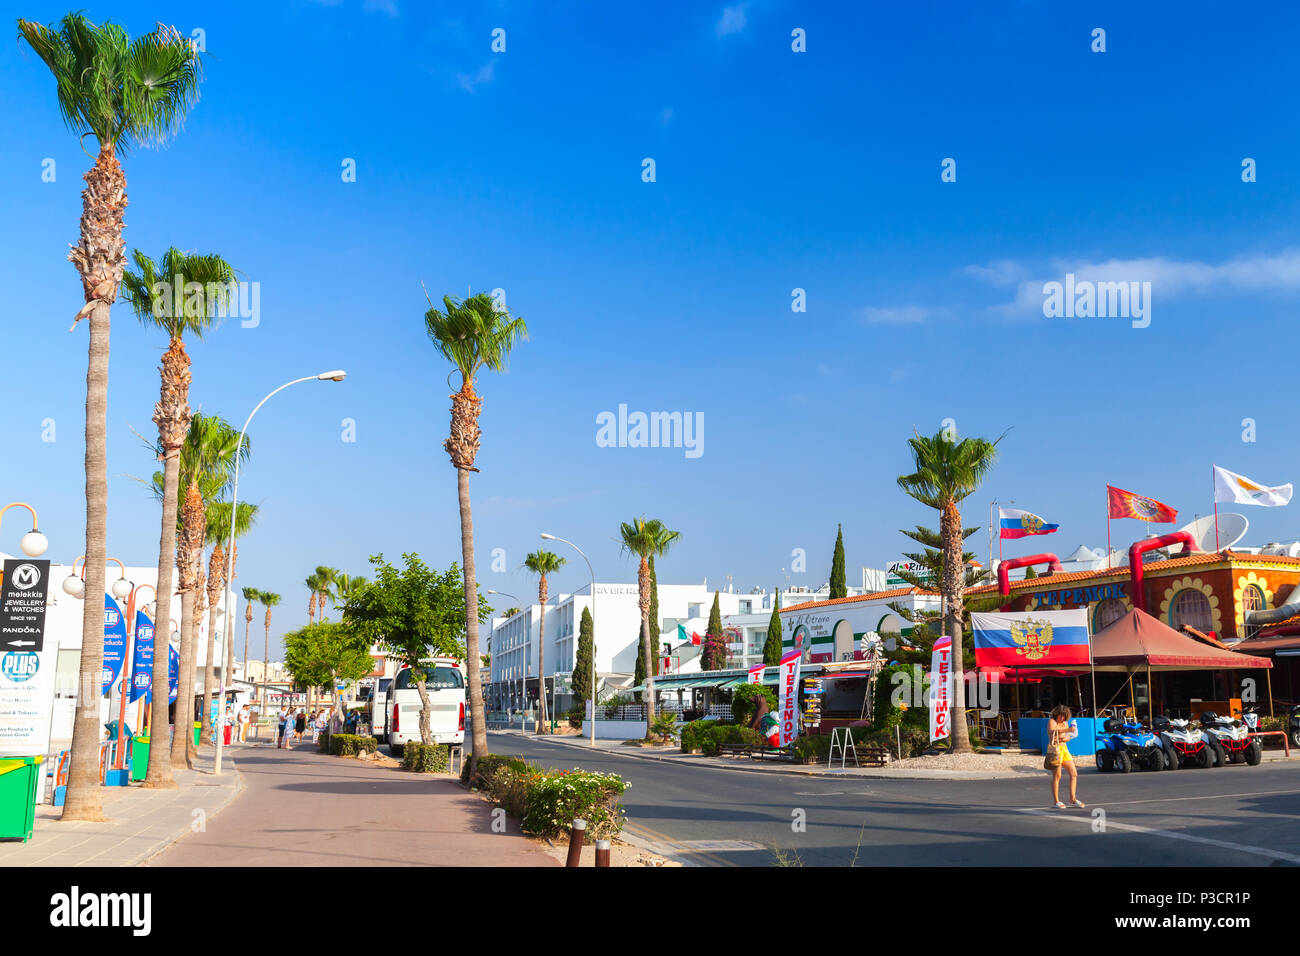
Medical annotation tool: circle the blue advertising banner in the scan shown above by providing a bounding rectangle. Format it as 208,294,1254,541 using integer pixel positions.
168,643,180,704
129,611,155,704
102,594,128,695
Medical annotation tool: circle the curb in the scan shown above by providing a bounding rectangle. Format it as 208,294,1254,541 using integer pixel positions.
488,729,1035,781
137,754,244,867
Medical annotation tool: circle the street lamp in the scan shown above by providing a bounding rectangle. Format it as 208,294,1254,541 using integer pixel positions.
0,502,48,557
486,589,522,723
540,533,596,746
214,370,346,775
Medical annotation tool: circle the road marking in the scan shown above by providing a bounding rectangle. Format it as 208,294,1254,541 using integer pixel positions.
1075,788,1300,809
794,791,845,796
1016,807,1300,864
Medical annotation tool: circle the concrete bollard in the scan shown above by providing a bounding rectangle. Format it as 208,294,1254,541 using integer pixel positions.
595,839,611,868
566,819,587,867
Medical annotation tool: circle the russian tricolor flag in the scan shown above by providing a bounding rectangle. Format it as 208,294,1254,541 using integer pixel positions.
971,610,1091,668
999,507,1059,539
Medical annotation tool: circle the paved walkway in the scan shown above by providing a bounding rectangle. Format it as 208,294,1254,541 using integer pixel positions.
498,729,1299,780
0,748,241,867
149,738,557,866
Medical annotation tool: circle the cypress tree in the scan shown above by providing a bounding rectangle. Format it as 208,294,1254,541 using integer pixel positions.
763,589,782,665
704,591,724,670
572,606,594,706
633,627,645,701
830,524,847,598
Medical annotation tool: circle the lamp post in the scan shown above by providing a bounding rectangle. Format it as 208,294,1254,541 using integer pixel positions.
988,499,1014,581
214,370,346,775
111,583,155,773
0,502,49,557
540,533,596,746
486,589,522,724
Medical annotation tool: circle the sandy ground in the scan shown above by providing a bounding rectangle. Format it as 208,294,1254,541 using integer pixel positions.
876,751,1048,774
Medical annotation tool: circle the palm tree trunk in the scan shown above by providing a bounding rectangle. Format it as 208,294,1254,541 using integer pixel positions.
263,618,271,711
942,497,973,754
171,588,198,768
536,576,548,735
639,558,656,725
457,467,488,775
143,448,180,789
242,615,251,679
62,299,112,822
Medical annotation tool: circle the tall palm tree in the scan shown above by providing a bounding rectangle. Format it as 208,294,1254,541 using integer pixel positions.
305,572,325,625
200,500,257,740
333,572,369,606
424,290,527,773
122,247,236,789
257,591,281,709
523,551,565,735
241,587,261,676
897,429,1001,755
154,413,247,767
18,12,202,822
314,566,339,621
619,518,681,725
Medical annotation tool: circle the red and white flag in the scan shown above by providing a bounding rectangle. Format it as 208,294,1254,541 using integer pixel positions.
778,650,802,748
929,635,952,743
747,663,765,685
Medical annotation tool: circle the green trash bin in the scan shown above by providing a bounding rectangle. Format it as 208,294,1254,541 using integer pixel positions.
193,721,201,746
0,755,44,842
131,736,149,782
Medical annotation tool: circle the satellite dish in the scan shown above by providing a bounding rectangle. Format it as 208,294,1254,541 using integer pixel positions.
1176,512,1248,552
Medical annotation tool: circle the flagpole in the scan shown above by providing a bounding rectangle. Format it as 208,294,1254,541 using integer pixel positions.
1105,485,1112,568
1212,465,1221,550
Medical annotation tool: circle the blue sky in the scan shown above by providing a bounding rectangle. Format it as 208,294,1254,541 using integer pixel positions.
5,1,1300,657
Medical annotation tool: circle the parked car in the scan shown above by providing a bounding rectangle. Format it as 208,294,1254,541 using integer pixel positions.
386,660,465,757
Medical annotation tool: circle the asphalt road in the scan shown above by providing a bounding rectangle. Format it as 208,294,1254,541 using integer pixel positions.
486,732,1300,867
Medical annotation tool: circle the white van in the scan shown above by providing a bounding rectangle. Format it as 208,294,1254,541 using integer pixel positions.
370,676,394,742
386,659,465,756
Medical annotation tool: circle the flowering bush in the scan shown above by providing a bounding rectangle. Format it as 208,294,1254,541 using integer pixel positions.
520,769,627,840
462,754,629,840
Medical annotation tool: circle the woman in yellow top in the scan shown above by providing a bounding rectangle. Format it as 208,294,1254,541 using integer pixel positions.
1048,704,1085,809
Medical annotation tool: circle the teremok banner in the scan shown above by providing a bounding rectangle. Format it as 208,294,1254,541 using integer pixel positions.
777,649,801,748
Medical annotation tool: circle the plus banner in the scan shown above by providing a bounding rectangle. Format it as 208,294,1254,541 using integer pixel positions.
102,595,128,695
168,643,180,704
971,609,1091,669
129,611,155,704
777,649,801,748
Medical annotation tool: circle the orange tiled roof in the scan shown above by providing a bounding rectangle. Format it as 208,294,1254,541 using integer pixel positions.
966,550,1300,597
780,586,937,614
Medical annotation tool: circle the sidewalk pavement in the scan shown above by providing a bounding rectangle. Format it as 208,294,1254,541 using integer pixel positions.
0,746,242,867
490,729,1299,780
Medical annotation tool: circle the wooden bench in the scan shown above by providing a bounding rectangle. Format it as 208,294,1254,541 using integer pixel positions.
716,744,796,762
852,746,890,768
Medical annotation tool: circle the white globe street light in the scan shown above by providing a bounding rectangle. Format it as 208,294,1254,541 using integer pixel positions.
0,503,47,557
62,574,85,598
213,369,347,776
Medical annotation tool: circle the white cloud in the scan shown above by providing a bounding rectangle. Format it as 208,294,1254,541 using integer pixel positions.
861,304,951,325
456,60,496,93
716,4,747,37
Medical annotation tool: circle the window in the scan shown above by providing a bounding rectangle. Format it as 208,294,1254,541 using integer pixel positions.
1169,589,1213,632
1093,598,1126,632
739,600,752,614
395,666,464,691
1241,584,1265,616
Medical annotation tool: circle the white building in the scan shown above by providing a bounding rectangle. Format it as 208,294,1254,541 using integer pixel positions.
485,576,889,713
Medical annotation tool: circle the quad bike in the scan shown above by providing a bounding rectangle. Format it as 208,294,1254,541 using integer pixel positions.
1152,714,1211,769
1095,717,1167,772
1290,703,1300,750
1199,710,1262,766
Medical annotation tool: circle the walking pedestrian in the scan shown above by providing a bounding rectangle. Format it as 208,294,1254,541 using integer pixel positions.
277,707,289,748
1046,704,1084,809
222,706,234,746
237,703,251,743
295,707,307,740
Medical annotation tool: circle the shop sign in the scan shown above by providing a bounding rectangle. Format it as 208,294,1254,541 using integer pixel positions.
1033,581,1126,608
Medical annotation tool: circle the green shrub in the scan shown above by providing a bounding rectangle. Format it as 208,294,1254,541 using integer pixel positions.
731,683,777,727
327,733,378,757
679,720,713,753
317,732,331,754
566,706,584,730
461,753,534,788
649,712,679,743
402,741,450,773
520,769,627,840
